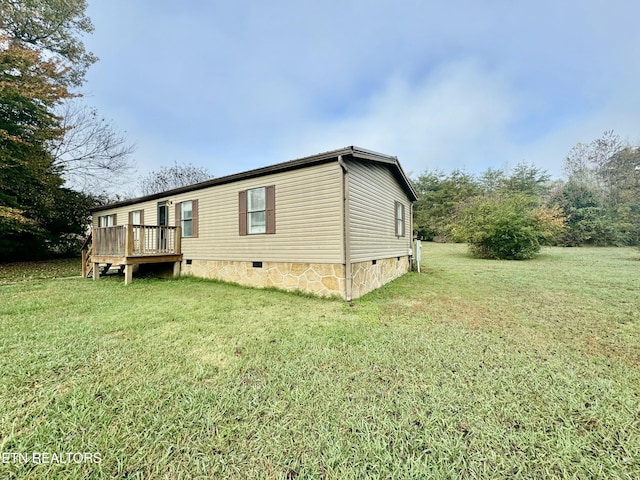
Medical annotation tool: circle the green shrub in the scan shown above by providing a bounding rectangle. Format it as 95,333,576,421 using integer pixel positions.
451,193,565,259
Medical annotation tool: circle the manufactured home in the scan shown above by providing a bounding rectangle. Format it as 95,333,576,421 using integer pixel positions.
86,146,418,300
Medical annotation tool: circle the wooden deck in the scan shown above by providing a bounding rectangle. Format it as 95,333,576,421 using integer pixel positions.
83,225,182,284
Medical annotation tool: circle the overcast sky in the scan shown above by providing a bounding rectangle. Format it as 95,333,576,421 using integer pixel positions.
82,0,640,191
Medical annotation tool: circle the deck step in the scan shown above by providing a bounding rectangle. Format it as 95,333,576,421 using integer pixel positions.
87,263,115,278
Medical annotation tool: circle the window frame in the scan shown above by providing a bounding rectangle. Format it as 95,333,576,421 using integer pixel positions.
129,209,143,225
175,199,198,238
98,214,116,227
247,187,266,235
239,186,275,236
181,200,193,238
395,201,405,237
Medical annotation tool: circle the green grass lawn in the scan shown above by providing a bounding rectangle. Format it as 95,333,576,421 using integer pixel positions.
1,244,639,479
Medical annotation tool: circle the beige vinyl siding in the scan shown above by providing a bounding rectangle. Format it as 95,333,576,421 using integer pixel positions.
187,162,343,263
93,162,345,264
347,159,413,262
92,199,160,230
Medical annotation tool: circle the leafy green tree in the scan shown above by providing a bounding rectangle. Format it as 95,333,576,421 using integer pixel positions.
0,39,72,259
478,163,551,197
502,162,552,198
549,180,615,246
0,206,37,257
412,169,479,241
601,146,639,203
561,132,640,246
451,193,565,260
478,167,507,194
1,0,134,190
0,0,97,87
602,147,640,245
41,188,94,256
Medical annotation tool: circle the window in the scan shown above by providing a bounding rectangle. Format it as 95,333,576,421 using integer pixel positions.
239,186,275,235
175,200,198,238
98,214,116,227
129,210,144,246
181,201,193,237
129,209,144,225
395,201,405,237
248,187,266,234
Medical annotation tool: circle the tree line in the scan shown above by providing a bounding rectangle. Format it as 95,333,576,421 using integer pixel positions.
412,130,640,259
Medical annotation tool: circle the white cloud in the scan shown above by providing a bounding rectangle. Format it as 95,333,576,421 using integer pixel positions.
277,60,523,175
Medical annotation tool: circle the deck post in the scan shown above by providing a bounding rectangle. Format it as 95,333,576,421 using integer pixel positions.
81,249,88,277
124,264,133,285
125,224,134,257
93,263,100,280
173,261,181,278
175,226,182,254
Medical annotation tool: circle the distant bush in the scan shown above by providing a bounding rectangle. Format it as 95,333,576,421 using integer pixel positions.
451,194,566,260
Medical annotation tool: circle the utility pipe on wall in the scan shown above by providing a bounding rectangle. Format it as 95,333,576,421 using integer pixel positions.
338,155,352,302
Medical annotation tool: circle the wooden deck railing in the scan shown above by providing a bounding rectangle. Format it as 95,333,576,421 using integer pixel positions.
93,225,182,257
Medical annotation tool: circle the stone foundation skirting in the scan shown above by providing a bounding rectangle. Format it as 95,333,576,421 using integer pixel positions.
182,256,410,299
182,260,346,298
351,256,410,299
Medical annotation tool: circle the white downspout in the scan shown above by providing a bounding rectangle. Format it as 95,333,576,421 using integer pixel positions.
338,155,352,302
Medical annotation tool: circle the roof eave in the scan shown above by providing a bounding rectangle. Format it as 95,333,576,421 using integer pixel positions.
91,146,417,212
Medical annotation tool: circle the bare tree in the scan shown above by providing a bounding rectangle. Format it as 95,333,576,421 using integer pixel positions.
563,131,623,180
138,162,214,196
50,100,136,191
